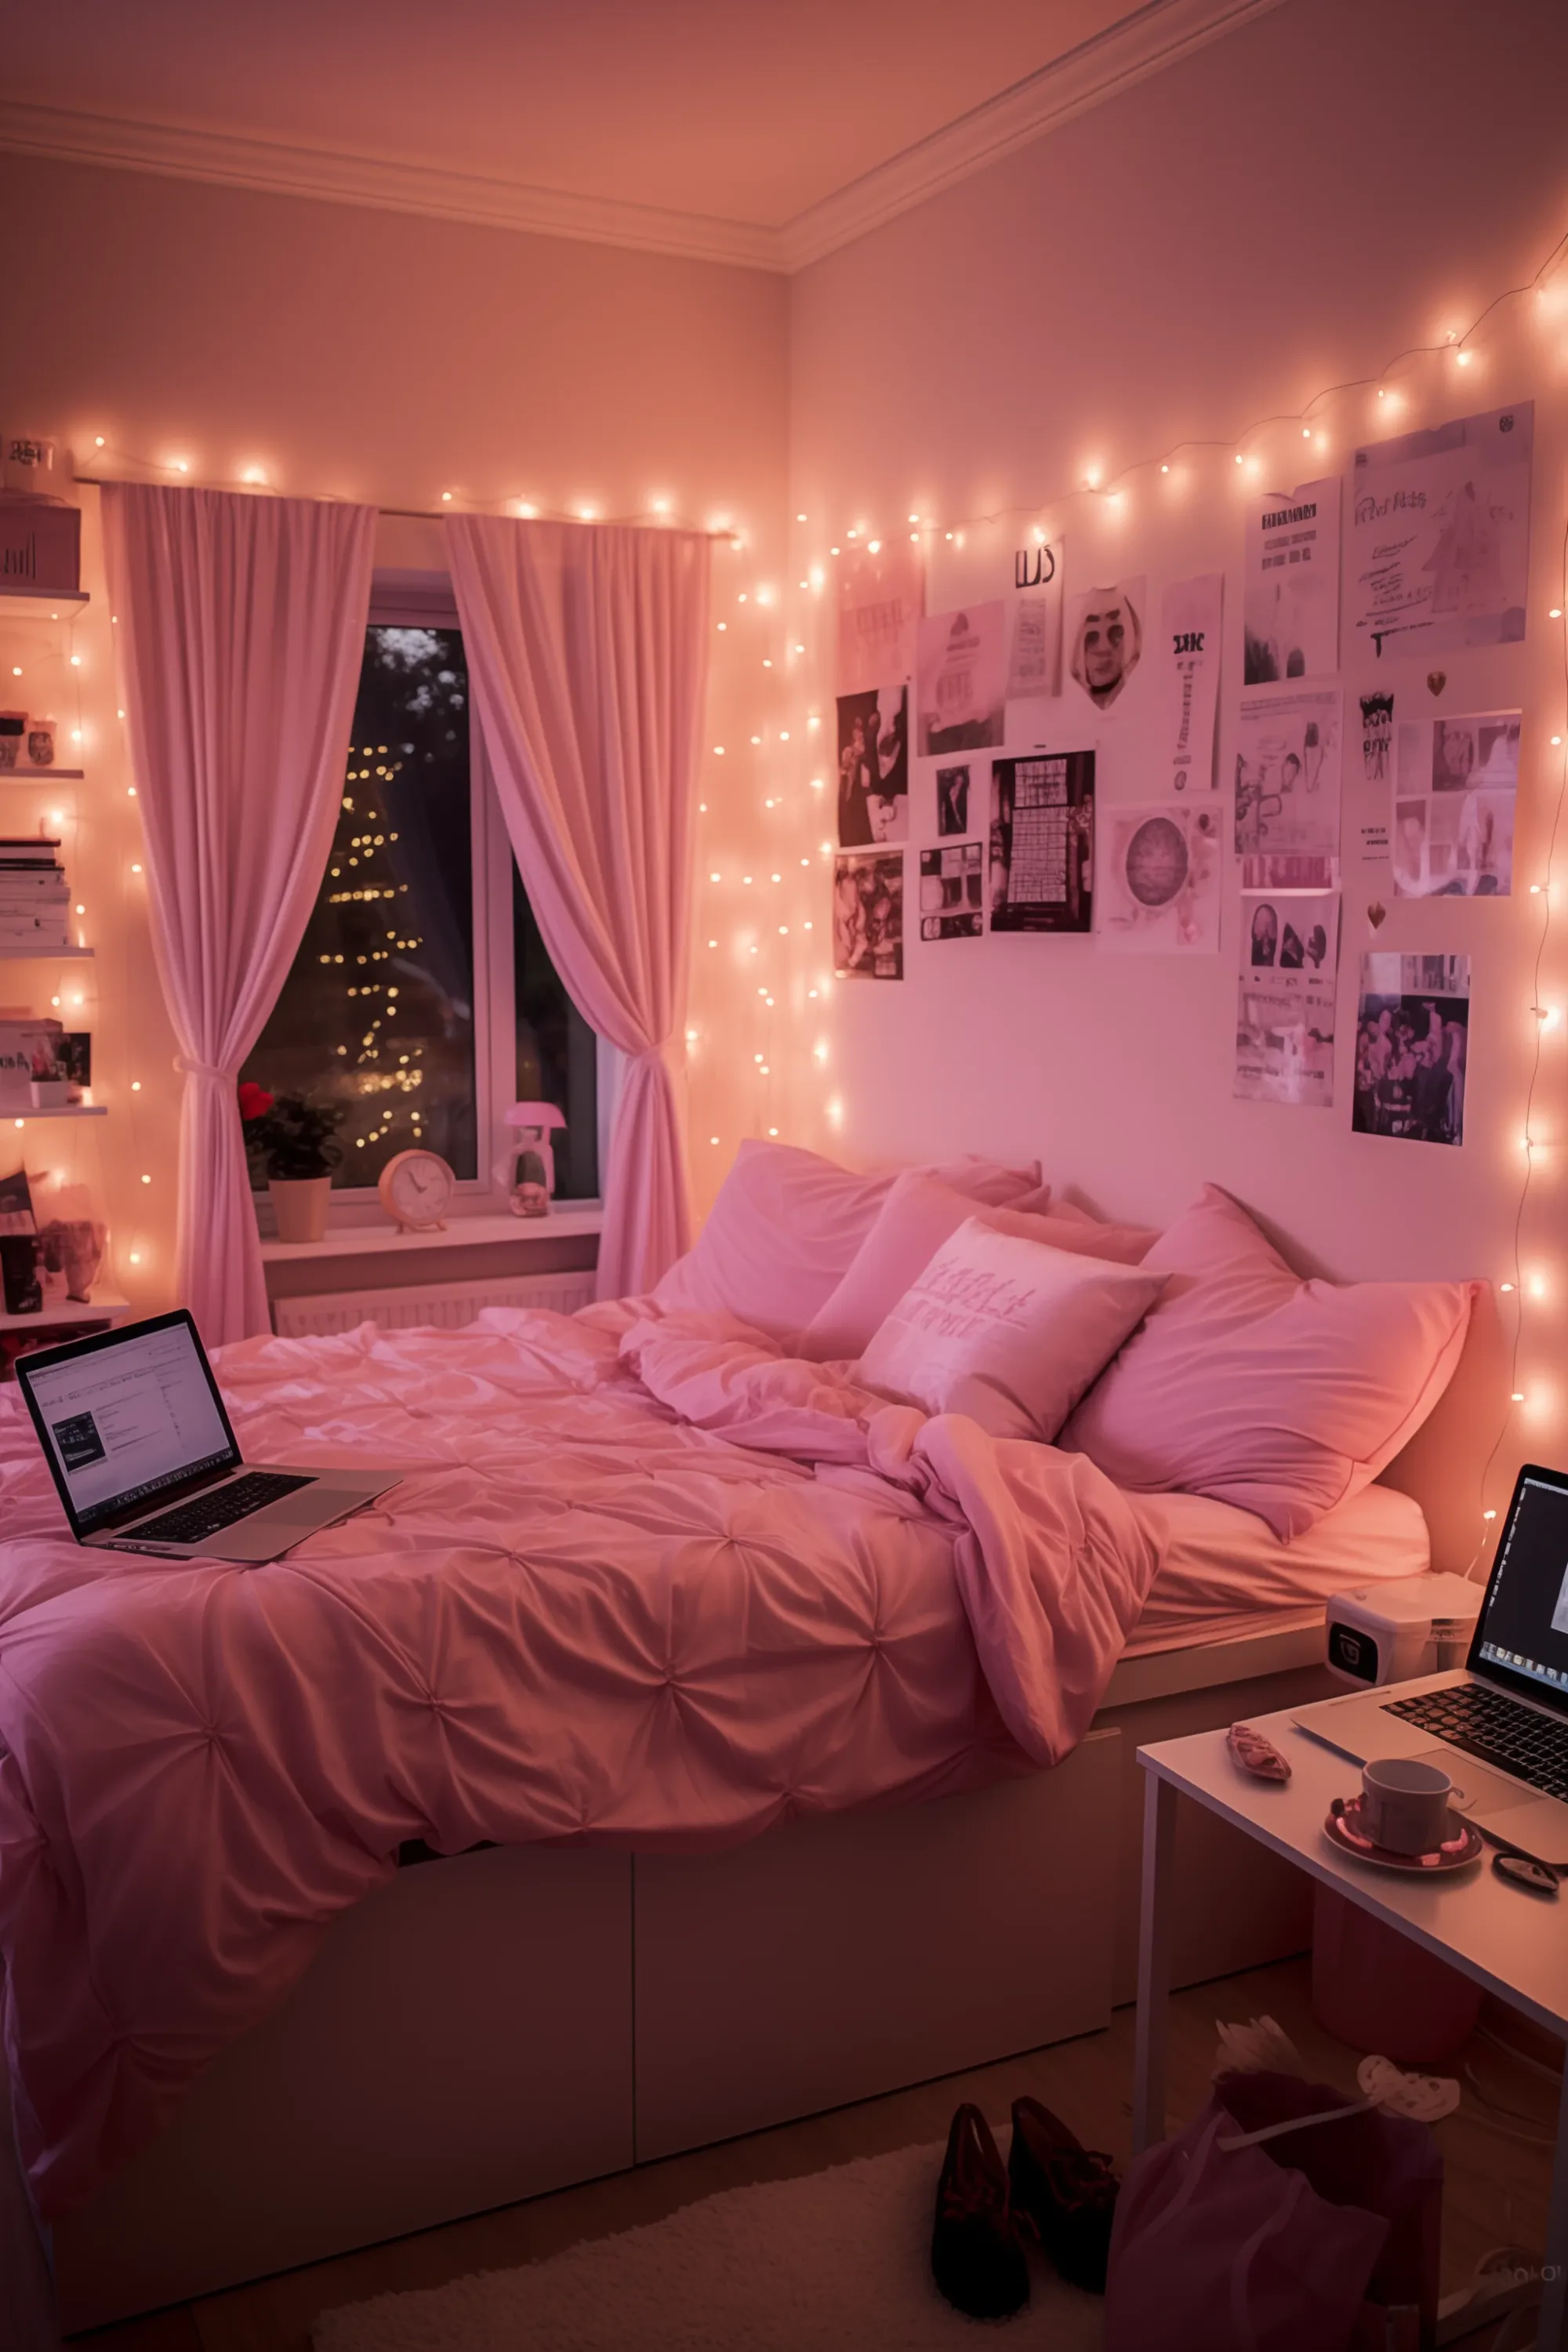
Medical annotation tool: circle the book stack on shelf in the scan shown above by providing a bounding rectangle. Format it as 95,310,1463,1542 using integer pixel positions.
0,837,70,949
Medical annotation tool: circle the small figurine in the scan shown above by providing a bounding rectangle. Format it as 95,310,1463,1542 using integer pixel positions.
505,1101,567,1219
1228,1722,1292,1783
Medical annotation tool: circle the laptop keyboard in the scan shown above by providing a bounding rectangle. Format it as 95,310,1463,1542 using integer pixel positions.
1385,1682,1568,1802
131,1469,314,1546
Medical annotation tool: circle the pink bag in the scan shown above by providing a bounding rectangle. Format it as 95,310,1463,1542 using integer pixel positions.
1104,2096,1390,2352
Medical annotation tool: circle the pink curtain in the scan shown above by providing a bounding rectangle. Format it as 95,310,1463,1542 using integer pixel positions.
446,517,710,1299
101,485,376,1345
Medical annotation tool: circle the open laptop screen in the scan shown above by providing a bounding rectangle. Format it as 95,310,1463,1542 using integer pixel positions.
1470,1464,1568,1710
17,1311,239,1536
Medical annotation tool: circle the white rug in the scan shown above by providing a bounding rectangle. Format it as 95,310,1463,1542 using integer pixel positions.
312,2140,1105,2351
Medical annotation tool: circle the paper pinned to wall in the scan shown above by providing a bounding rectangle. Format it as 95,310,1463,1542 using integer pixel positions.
1349,403,1532,659
916,602,1007,755
1392,710,1519,898
836,682,909,846
1243,477,1341,684
1066,577,1146,713
1234,969,1337,1109
1160,572,1224,793
936,764,970,836
1235,685,1342,889
919,842,985,941
989,751,1094,932
1007,535,1064,702
833,849,904,980
1241,887,1339,979
1098,801,1222,953
837,541,924,694
1352,953,1470,1145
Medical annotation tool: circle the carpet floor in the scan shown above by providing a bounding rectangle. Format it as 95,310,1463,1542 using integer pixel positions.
310,2139,1105,2351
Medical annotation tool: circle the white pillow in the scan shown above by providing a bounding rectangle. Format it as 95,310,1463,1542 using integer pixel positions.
856,1218,1168,1443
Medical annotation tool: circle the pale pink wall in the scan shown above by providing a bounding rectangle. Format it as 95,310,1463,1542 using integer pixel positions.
0,153,790,1300
786,0,1568,1563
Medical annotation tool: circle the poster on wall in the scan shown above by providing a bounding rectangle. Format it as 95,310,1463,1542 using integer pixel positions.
1007,537,1064,702
1392,710,1519,898
919,843,984,941
837,540,924,695
1241,889,1339,978
989,752,1095,933
1234,971,1337,1108
836,684,908,846
1098,802,1222,953
936,764,970,836
832,849,904,980
1066,578,1145,713
1243,477,1341,685
916,604,1007,755
1360,691,1395,784
1349,404,1533,659
1234,685,1342,889
1161,573,1224,793
1352,953,1470,1145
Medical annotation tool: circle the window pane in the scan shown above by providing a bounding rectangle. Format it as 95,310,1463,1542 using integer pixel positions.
245,626,477,1186
513,868,599,1200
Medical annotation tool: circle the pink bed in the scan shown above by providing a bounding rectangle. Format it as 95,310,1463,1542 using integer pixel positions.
0,1301,1167,2223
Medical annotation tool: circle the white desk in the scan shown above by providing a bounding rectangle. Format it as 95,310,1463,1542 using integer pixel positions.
1134,1708,1568,2349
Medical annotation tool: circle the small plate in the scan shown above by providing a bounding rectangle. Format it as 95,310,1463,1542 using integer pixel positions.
1323,1798,1483,1875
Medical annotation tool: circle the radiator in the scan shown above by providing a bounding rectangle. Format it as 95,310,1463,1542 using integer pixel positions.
272,1268,597,1338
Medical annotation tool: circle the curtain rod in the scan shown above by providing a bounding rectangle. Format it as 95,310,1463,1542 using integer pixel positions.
71,477,739,539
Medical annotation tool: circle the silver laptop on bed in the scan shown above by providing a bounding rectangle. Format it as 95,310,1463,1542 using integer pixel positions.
16,1308,398,1562
1292,1461,1568,1858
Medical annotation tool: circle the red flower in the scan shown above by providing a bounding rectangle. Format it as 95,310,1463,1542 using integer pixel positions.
238,1081,274,1121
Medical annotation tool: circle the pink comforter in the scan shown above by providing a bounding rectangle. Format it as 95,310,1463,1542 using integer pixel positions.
0,1305,1159,2219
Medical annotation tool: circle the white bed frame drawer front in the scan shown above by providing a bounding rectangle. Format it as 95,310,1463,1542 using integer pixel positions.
633,1732,1120,2161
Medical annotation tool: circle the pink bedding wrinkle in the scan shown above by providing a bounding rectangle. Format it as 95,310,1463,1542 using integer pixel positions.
0,1307,1160,2222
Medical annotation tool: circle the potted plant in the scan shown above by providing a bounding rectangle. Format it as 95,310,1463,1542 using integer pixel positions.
239,1081,344,1243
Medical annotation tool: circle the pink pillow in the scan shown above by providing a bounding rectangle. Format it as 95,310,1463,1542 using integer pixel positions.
857,1218,1169,1442
801,1171,1156,1361
652,1141,1042,1340
1061,1185,1479,1538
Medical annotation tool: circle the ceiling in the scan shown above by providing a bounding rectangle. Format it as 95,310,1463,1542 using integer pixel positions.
0,0,1281,268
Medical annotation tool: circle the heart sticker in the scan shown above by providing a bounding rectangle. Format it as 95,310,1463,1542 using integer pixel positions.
1367,901,1387,929
1427,670,1446,697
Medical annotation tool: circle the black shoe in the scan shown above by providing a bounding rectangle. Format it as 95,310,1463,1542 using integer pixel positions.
931,2103,1029,2321
1007,2096,1119,2294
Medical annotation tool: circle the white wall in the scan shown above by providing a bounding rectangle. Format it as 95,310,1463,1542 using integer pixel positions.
786,0,1568,1561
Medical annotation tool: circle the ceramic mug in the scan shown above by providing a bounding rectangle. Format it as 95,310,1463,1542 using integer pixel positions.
1361,1756,1459,1855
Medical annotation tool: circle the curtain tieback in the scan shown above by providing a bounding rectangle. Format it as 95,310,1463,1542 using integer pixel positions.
174,1056,234,1084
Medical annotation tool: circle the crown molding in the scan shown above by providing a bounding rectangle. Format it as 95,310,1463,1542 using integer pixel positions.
0,0,1285,278
0,100,780,271
776,0,1287,269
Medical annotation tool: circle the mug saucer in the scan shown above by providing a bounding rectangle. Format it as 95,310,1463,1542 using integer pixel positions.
1323,1796,1483,1875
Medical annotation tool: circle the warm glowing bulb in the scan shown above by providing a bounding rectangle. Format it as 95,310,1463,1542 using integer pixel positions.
131,1080,141,1091
797,512,808,522
129,1250,142,1265
131,862,143,873
70,654,81,666
1234,453,1243,465
95,435,105,447
713,745,725,755
1483,1508,1497,1520
1456,350,1472,367
651,497,670,515
140,1173,151,1184
1160,463,1169,474
1302,427,1311,438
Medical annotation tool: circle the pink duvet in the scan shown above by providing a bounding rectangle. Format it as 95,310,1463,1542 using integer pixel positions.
0,1305,1159,2219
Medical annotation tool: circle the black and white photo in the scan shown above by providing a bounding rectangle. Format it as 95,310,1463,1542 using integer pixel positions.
989,752,1094,933
836,683,908,847
1067,579,1144,711
936,764,969,837
919,843,984,941
833,849,904,980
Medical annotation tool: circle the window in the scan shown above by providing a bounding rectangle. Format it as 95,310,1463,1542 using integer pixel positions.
245,608,598,1206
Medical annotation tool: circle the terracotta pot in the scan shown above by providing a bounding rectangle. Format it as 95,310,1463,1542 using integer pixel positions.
268,1175,332,1244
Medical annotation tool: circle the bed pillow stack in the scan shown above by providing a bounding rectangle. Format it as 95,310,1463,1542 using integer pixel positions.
650,1140,1044,1341
855,1215,1170,1443
1060,1184,1480,1538
800,1169,1158,1362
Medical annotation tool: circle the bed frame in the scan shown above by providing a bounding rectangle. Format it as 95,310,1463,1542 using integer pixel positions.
24,1616,1339,2332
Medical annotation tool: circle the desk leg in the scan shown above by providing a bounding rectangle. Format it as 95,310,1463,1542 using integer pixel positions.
1132,1770,1178,2156
1541,2056,1568,2350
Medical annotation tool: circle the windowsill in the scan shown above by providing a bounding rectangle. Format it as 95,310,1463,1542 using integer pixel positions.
259,1207,604,1263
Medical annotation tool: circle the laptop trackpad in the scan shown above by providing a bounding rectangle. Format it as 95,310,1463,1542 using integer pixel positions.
1408,1748,1544,1821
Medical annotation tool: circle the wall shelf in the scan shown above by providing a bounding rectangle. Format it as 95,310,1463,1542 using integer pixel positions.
0,1292,130,1334
2,1104,107,1121
0,945,93,959
3,769,85,782
0,588,89,609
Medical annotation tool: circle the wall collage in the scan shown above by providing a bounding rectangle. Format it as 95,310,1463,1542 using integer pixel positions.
832,401,1537,1156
